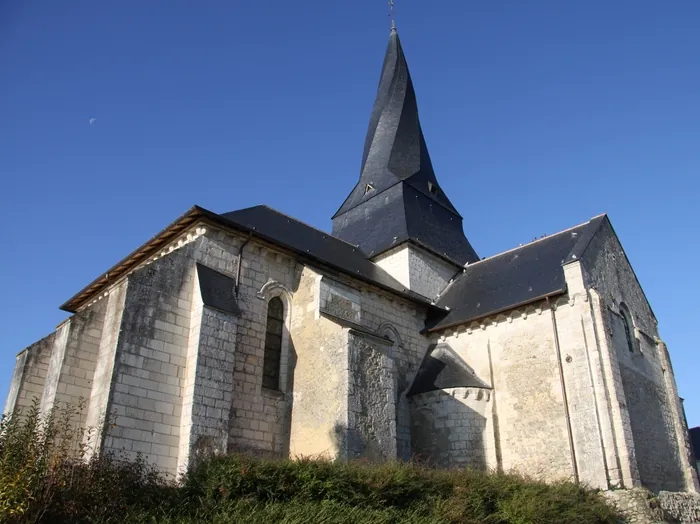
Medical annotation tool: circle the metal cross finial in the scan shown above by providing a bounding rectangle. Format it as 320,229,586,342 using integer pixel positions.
389,0,396,29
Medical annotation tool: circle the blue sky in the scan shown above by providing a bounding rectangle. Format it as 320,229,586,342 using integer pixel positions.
1,1,699,426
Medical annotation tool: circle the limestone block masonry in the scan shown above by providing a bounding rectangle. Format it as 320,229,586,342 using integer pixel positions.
373,244,460,301
580,221,699,493
5,223,431,475
431,220,697,494
3,214,697,502
410,387,495,469
604,488,700,523
5,333,55,415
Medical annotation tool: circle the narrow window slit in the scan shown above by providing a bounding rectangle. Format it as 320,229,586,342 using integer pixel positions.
263,297,284,390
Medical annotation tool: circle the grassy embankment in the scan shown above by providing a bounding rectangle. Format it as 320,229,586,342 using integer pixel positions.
0,402,620,523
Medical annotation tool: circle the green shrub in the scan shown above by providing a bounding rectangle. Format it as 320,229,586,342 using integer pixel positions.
0,400,177,524
185,454,453,510
184,454,619,524
0,401,621,523
0,399,84,522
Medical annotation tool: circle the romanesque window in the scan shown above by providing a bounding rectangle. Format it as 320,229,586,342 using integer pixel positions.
620,303,636,352
262,297,284,390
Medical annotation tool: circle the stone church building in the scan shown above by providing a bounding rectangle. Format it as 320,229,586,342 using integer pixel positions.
4,27,698,493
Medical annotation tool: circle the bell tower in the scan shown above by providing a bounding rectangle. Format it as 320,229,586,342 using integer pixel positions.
331,28,478,298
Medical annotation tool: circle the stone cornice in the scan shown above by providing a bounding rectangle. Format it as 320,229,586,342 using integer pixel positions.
436,292,590,341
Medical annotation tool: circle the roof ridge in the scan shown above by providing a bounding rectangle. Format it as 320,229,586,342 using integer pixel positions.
462,216,600,269
563,214,608,265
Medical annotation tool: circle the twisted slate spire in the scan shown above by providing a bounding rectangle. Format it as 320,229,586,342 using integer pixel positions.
332,28,479,265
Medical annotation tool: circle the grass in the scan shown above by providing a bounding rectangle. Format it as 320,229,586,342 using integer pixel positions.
0,401,621,523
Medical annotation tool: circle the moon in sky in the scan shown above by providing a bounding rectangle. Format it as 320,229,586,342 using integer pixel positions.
89,118,97,124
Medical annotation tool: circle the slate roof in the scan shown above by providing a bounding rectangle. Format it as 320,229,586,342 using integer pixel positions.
61,205,442,313
218,205,435,306
408,343,490,396
428,215,607,331
331,27,479,265
196,263,240,316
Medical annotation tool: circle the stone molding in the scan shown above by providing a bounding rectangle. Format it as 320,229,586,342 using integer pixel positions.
257,279,293,301
410,387,492,406
437,292,590,341
256,279,293,394
83,225,209,311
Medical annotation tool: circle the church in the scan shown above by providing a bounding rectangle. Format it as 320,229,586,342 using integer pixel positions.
4,26,698,493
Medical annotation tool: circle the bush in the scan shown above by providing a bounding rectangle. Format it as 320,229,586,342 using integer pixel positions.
183,454,619,524
0,400,177,523
0,401,620,523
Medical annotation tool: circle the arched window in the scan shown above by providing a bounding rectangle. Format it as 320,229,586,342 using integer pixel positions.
263,297,284,390
620,303,636,353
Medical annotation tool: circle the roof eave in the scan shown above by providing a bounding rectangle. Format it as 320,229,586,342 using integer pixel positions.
427,288,567,333
61,206,444,315
207,211,445,312
60,206,207,313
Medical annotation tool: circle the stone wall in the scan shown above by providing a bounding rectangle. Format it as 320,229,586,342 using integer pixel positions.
92,227,302,470
39,300,106,425
410,387,492,469
285,266,347,459
3,350,28,415
319,278,362,324
604,488,700,524
178,301,237,471
437,301,576,482
101,251,195,472
39,323,69,415
373,243,459,300
582,220,696,492
104,228,301,470
84,282,127,457
226,233,300,458
614,321,684,492
4,333,55,415
185,232,433,463
325,273,431,461
658,491,700,523
550,281,611,490
406,246,459,300
7,220,434,472
346,331,397,460
373,245,410,292
290,268,431,461
603,489,668,523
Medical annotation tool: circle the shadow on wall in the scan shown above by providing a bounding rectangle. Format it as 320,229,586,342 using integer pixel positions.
331,422,388,463
410,388,488,470
325,341,492,469
610,312,686,492
225,327,297,461
280,333,297,458
227,258,302,461
690,427,700,480
407,342,492,470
